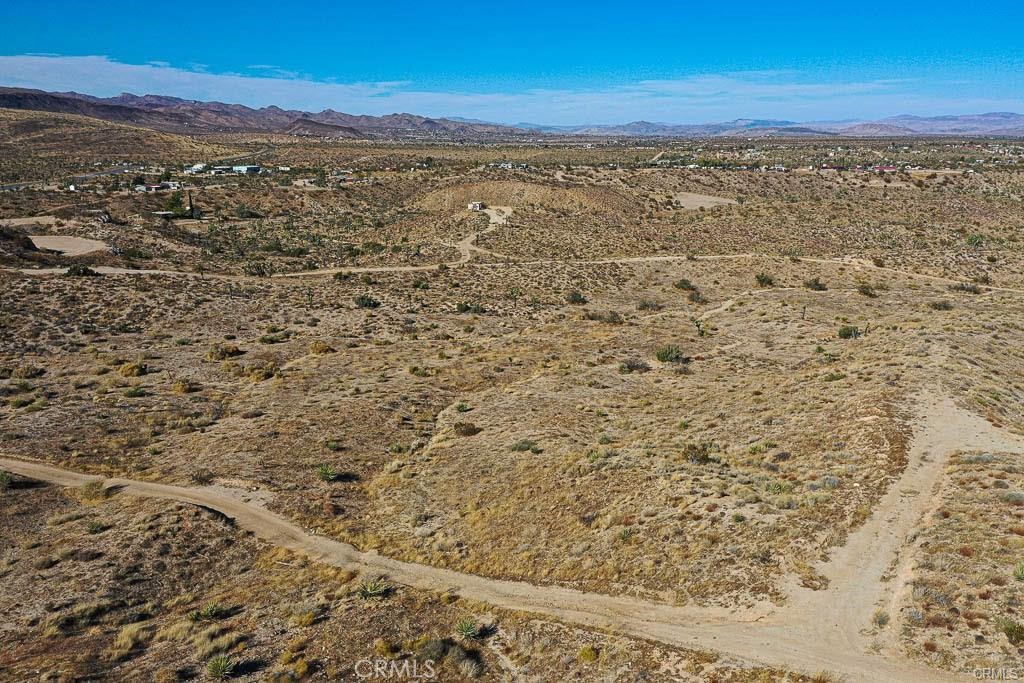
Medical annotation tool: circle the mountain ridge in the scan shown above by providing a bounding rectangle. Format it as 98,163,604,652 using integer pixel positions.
2,87,1024,137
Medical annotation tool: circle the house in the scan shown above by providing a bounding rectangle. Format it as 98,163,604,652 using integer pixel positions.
232,165,261,175
468,201,486,211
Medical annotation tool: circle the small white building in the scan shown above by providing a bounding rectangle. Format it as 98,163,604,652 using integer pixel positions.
233,165,261,175
468,201,486,211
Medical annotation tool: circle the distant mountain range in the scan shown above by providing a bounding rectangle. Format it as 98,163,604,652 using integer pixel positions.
517,114,1024,137
2,87,1024,138
0,87,517,137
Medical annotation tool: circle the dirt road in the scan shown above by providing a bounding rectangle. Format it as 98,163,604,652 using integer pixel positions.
3,388,1004,681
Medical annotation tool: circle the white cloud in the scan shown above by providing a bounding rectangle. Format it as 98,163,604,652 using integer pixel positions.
0,54,1021,125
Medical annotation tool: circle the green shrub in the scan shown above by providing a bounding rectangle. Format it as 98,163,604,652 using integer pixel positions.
0,470,11,491
655,345,689,364
578,645,599,663
317,464,338,482
857,284,877,298
357,578,393,600
1014,561,1024,582
837,325,860,340
206,655,235,680
455,618,481,639
188,602,229,622
455,301,486,314
755,273,774,287
619,358,650,374
674,278,696,291
583,310,623,324
636,299,662,311
510,439,542,454
997,618,1024,644
354,295,380,309
65,264,101,277
803,277,827,291
950,282,982,294
565,290,588,305
929,300,953,311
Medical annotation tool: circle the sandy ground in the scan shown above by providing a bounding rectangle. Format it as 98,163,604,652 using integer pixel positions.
673,191,738,209
28,235,110,256
0,215,58,227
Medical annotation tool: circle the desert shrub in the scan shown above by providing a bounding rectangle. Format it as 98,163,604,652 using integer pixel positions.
837,325,860,340
509,439,542,454
619,358,650,374
565,290,588,305
119,361,147,377
804,277,827,291
309,340,335,354
455,618,480,639
950,282,982,294
655,345,689,364
206,656,234,680
316,464,338,482
12,364,45,379
171,379,199,394
637,299,662,311
243,259,273,277
998,618,1024,644
583,310,623,324
455,301,486,314
354,295,381,309
857,284,877,298
79,479,108,501
65,264,101,277
1000,491,1024,505
206,344,242,361
188,603,230,622
452,422,481,436
1014,561,1024,581
0,471,11,491
755,273,774,287
357,578,392,600
577,645,599,663
872,610,890,627
682,442,719,464
247,361,278,382
124,386,145,398
674,278,696,291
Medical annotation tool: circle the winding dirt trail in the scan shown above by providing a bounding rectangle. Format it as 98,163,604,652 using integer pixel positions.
3,388,1011,681
12,245,1024,297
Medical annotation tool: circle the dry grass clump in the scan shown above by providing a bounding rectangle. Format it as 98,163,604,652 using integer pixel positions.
309,340,336,354
118,360,147,377
206,343,244,361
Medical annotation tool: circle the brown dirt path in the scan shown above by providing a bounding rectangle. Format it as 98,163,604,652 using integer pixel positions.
0,390,992,683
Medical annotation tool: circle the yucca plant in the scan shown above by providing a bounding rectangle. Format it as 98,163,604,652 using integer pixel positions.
316,464,338,482
455,617,480,639
206,655,234,680
357,577,392,600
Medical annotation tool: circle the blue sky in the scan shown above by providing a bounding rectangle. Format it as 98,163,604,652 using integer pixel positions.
3,1,1024,124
